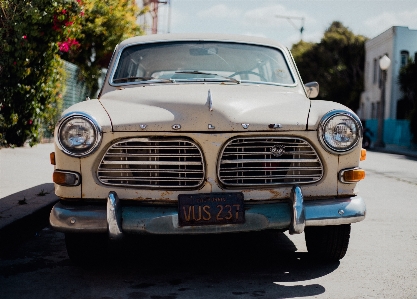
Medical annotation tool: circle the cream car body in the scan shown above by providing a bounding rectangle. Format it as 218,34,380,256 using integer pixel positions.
50,34,366,262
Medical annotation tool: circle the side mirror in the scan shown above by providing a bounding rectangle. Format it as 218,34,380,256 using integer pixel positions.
304,82,319,99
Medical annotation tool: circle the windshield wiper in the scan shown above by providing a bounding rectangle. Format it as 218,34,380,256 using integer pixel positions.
113,76,174,83
174,71,241,84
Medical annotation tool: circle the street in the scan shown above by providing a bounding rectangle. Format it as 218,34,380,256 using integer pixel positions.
1,150,417,299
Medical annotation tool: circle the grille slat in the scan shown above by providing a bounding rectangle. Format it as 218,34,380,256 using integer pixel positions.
218,137,323,186
221,158,319,164
97,138,204,189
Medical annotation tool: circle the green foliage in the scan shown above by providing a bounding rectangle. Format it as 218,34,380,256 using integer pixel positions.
0,0,82,146
398,60,417,143
61,0,146,97
291,21,367,111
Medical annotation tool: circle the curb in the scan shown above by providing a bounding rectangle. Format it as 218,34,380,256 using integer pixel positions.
0,183,58,252
369,147,417,159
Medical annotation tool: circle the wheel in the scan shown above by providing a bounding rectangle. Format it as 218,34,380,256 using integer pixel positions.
304,224,351,262
230,70,267,81
65,233,108,264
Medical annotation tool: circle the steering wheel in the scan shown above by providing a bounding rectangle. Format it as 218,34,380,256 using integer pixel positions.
230,71,267,82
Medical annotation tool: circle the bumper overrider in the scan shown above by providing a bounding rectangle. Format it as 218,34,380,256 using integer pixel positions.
50,186,366,239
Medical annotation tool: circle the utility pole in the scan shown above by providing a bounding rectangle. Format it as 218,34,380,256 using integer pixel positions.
276,15,305,41
143,0,169,34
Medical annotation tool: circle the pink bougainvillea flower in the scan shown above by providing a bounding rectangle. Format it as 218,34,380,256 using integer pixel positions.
22,35,27,39
28,120,33,125
65,21,74,27
58,38,80,52
58,41,70,52
80,11,85,17
62,9,67,14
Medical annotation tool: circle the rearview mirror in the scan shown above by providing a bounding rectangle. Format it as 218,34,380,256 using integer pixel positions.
189,47,218,56
304,82,319,99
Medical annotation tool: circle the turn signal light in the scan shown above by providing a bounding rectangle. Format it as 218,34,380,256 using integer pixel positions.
360,149,367,161
50,152,56,165
339,168,365,183
53,170,81,186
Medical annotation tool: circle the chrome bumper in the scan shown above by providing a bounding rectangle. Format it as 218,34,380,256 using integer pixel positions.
50,186,366,237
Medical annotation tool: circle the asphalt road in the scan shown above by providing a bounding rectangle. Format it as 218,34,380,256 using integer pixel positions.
0,150,416,299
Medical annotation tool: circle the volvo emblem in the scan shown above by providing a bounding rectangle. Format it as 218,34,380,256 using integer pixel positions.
241,124,250,129
270,145,286,157
172,124,181,130
208,124,215,129
140,124,147,129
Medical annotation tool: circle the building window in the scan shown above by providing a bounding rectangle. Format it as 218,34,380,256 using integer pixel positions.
400,50,409,67
371,102,376,119
373,58,377,84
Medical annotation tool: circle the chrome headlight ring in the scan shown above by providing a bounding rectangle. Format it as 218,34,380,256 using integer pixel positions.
318,110,362,155
56,112,102,157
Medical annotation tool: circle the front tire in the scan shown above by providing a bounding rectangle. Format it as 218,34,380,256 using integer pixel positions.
304,224,351,262
65,233,108,264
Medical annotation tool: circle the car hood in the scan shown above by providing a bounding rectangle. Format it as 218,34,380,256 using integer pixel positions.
99,84,310,132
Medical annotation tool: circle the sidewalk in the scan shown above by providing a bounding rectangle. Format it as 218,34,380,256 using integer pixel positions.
370,144,417,159
0,143,58,247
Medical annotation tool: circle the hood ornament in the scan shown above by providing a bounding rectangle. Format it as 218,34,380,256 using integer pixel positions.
208,89,213,111
140,124,147,130
172,124,181,130
242,124,250,129
270,145,286,157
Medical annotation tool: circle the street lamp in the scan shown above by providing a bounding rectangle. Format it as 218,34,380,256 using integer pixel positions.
375,55,391,148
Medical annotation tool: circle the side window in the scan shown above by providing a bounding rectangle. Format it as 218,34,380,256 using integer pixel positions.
400,50,409,67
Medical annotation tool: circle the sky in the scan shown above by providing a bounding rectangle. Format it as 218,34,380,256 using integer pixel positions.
155,0,417,48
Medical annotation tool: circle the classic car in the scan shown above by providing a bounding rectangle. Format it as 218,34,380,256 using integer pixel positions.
49,33,366,263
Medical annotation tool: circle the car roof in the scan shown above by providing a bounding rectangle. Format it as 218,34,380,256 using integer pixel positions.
118,33,287,50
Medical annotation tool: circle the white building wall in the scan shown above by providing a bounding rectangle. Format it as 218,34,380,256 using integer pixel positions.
360,26,417,121
391,27,417,119
360,27,394,120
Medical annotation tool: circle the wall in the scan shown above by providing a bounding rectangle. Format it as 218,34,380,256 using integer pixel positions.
365,119,412,147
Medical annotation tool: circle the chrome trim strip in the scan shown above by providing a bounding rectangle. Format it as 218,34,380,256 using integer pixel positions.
107,191,123,240
289,186,305,234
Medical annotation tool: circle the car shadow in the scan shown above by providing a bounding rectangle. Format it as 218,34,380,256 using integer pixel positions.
0,228,339,298
95,232,337,298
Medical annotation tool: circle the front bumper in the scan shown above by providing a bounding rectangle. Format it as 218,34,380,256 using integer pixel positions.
50,186,366,237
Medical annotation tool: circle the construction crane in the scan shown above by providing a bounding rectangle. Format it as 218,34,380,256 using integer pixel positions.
276,15,305,41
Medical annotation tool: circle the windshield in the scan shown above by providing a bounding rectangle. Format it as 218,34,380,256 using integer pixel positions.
112,41,295,85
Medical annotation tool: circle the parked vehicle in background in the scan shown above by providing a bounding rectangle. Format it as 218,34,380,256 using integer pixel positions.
49,34,366,263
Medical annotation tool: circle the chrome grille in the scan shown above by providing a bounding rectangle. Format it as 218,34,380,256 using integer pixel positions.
97,138,204,188
218,137,323,186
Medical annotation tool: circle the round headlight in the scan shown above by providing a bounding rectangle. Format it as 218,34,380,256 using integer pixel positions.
57,112,102,157
318,110,362,154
